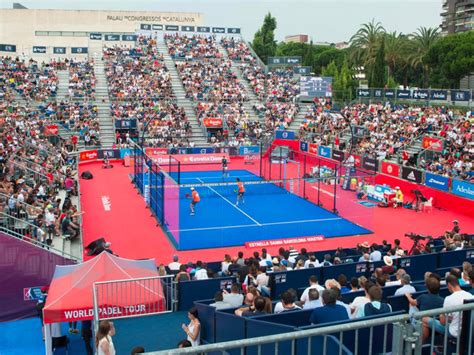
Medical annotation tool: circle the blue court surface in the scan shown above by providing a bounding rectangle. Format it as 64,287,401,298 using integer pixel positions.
167,170,371,250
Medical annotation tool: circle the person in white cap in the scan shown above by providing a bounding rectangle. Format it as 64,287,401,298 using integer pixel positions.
391,186,404,208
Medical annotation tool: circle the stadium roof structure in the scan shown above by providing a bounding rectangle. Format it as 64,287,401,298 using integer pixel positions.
43,251,163,324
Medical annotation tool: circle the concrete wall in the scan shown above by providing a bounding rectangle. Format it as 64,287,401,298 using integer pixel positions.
0,8,204,59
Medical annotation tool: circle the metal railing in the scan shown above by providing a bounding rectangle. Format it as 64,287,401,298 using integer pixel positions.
92,275,177,327
0,212,80,261
147,302,474,355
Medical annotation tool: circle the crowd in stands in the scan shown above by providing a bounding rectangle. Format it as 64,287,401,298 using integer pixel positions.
1,56,58,101
165,34,221,60
0,100,82,245
220,37,253,62
67,60,96,100
166,229,474,347
104,37,173,100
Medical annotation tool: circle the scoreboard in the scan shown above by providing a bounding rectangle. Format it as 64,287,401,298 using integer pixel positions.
300,76,333,98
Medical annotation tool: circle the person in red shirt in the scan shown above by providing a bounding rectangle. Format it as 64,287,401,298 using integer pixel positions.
236,178,245,206
189,187,200,216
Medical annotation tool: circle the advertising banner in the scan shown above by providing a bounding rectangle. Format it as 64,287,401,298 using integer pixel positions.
71,47,88,54
145,147,168,156
0,44,16,52
332,149,345,162
227,28,241,34
181,26,195,32
33,46,47,54
451,90,471,102
53,47,66,54
239,146,260,155
362,157,378,172
451,179,474,200
105,34,120,41
384,89,395,98
202,117,222,128
140,24,152,30
353,155,361,168
165,25,179,31
357,89,371,98
308,143,318,155
422,136,443,152
212,27,225,34
381,161,400,177
120,149,133,159
318,145,331,159
191,147,216,154
425,172,449,192
177,154,229,165
89,33,102,40
115,119,137,129
79,150,98,162
275,130,295,140
245,235,324,248
152,24,163,31
197,26,211,33
23,287,46,301
401,166,423,184
299,141,308,152
430,90,448,100
45,125,59,136
413,89,429,100
122,35,138,41
397,90,412,99
97,149,121,160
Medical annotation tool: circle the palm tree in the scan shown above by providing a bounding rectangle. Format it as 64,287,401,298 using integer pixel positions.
349,19,385,68
384,32,410,79
408,27,440,87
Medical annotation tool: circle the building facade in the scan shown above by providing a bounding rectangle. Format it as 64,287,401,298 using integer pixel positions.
0,8,204,58
440,0,474,34
284,34,309,44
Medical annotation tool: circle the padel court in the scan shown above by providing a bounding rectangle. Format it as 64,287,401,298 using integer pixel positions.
166,169,371,250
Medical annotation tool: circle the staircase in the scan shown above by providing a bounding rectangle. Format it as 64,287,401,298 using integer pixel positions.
93,58,115,148
288,102,312,132
56,70,69,101
217,43,264,125
157,41,208,146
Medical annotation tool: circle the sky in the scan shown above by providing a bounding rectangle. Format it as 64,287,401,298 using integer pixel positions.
2,0,442,43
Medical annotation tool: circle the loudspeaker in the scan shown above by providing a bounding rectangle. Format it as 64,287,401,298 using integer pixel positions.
81,171,93,179
85,238,106,256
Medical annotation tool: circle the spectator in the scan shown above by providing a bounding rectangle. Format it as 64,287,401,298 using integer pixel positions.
423,275,474,341
309,289,349,325
131,346,145,354
350,281,374,318
274,289,301,313
209,291,232,310
350,277,360,292
394,274,417,296
168,255,181,272
304,254,320,268
300,275,325,305
235,296,268,317
96,320,116,355
181,307,200,347
303,289,323,310
356,286,392,318
223,284,244,307
338,274,351,294
468,270,474,295
406,276,444,317
194,261,209,280
369,244,382,261
175,264,190,282
177,340,192,348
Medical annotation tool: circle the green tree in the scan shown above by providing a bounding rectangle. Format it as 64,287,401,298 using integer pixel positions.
408,27,440,87
349,19,385,70
371,36,386,87
252,13,277,63
322,60,338,78
384,32,409,79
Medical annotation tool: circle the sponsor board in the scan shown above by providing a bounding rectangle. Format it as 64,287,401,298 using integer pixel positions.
46,125,59,135
381,161,400,177
245,235,324,248
425,172,449,192
23,287,45,301
79,150,98,162
362,157,378,172
176,154,230,165
308,143,318,155
299,141,308,152
202,117,222,128
451,179,474,200
422,136,443,152
318,145,331,158
191,147,216,154
332,149,345,162
401,166,423,184
239,146,260,155
145,147,168,156
275,130,295,140
98,149,121,160
353,155,361,168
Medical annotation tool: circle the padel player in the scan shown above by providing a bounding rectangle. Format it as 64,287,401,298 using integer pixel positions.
189,187,200,215
222,156,229,177
236,178,245,205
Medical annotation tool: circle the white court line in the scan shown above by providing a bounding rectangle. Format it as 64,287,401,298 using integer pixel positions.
311,185,341,198
196,177,262,226
171,217,342,233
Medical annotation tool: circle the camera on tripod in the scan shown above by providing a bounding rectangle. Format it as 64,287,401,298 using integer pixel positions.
405,232,426,241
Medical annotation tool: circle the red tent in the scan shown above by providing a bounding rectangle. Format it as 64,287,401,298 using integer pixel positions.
43,252,165,324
